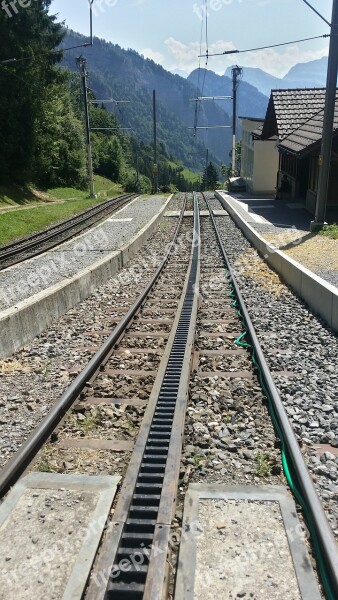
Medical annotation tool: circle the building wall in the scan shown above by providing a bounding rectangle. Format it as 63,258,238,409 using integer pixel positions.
241,121,255,189
253,140,279,193
241,119,279,194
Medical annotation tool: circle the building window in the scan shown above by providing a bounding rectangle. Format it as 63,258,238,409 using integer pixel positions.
281,154,297,178
309,156,319,192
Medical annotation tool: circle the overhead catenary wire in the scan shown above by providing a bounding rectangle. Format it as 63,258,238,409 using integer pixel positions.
0,42,92,67
199,33,330,57
194,0,210,136
299,0,331,27
0,0,94,66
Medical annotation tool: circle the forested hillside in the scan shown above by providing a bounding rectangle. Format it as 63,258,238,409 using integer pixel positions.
188,69,269,118
62,31,231,168
0,3,210,193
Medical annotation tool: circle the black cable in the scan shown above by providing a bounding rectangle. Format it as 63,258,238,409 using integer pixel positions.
194,1,209,136
200,33,330,57
0,43,92,66
194,3,205,134
299,0,331,27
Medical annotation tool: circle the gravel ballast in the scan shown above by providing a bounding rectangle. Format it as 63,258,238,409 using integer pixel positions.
0,192,334,598
0,207,179,469
206,194,338,541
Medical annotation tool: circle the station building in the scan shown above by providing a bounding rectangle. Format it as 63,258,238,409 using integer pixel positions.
241,88,338,214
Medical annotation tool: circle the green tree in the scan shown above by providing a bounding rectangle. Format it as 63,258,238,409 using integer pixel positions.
89,101,125,181
202,162,218,191
33,75,87,189
0,1,64,184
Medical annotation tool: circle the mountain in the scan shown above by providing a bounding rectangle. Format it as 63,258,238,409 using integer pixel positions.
224,57,328,98
224,66,280,98
284,56,328,87
61,32,232,169
170,69,189,78
188,68,269,118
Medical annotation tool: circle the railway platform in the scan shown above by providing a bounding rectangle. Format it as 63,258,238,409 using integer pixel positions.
216,191,338,333
0,194,171,359
216,191,338,290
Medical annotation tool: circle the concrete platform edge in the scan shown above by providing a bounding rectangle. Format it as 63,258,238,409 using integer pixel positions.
215,191,338,332
175,484,321,600
0,195,173,359
0,472,120,600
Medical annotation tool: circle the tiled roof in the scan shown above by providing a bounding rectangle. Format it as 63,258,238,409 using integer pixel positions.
261,88,328,140
278,101,338,155
251,124,264,138
238,116,265,122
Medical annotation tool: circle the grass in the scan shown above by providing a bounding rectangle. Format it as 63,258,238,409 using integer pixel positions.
180,167,200,184
80,412,103,432
37,458,54,473
0,183,47,207
319,223,338,239
36,447,55,473
192,453,206,467
0,176,124,246
255,452,273,478
168,161,200,184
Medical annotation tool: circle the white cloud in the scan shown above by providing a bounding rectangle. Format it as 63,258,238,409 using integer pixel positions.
141,47,165,65
164,37,236,74
230,45,329,77
163,37,329,78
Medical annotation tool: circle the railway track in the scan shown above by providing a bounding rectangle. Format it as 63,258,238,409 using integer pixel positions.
0,193,137,270
0,192,338,599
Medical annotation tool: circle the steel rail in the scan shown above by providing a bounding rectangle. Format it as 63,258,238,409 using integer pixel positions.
203,192,338,597
86,192,199,600
0,195,187,499
0,193,137,268
0,194,136,253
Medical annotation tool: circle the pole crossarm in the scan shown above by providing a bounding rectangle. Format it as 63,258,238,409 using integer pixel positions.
90,100,131,104
189,96,232,101
188,126,232,129
91,128,132,131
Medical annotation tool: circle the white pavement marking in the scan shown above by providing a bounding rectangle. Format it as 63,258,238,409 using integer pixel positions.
106,217,133,222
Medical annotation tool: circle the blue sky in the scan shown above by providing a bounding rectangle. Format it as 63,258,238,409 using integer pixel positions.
50,0,332,77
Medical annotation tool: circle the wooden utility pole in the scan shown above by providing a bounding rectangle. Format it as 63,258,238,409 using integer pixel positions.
232,66,242,174
77,56,95,198
153,90,158,194
311,0,338,230
205,148,209,190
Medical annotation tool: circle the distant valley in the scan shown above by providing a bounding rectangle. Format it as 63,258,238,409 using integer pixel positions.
62,33,328,170
62,32,231,169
